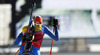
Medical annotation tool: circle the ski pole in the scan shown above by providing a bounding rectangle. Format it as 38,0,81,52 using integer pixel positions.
50,16,57,55
15,48,20,55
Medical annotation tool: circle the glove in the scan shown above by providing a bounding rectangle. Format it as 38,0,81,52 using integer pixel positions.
22,32,33,42
53,19,58,28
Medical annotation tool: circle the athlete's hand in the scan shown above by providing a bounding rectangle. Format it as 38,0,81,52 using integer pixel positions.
53,19,58,28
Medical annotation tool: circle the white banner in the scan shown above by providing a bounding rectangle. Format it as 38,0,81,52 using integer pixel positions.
0,4,11,46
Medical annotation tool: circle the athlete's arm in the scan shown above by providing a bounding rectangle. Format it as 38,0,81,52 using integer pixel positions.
14,32,23,46
43,26,59,41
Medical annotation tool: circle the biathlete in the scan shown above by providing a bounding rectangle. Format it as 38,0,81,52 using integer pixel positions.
14,16,59,55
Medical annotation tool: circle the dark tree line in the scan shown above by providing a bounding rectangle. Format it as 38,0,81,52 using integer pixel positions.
0,0,42,38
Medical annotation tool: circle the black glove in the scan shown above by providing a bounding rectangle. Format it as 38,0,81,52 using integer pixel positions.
53,19,58,28
22,31,33,42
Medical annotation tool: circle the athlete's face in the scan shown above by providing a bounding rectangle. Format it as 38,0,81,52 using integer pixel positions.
34,18,42,24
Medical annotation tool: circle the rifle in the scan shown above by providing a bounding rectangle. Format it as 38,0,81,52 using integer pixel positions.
15,3,36,55
23,3,36,52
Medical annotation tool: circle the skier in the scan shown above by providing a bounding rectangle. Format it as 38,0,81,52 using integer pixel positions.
14,16,59,55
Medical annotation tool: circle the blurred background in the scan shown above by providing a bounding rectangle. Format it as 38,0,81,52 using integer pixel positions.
0,0,100,55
